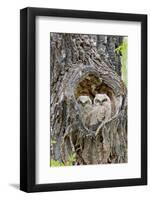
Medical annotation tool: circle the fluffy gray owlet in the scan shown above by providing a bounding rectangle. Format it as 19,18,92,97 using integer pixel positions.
77,95,93,126
87,94,112,131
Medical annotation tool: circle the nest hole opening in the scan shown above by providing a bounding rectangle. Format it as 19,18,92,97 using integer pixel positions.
74,74,116,115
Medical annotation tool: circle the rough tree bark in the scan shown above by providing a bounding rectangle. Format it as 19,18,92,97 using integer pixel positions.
50,33,127,165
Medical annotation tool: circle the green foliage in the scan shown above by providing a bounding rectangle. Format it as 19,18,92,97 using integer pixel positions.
115,38,128,85
50,159,65,167
65,153,76,166
50,153,76,167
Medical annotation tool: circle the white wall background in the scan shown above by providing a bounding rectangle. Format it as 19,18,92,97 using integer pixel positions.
0,0,150,199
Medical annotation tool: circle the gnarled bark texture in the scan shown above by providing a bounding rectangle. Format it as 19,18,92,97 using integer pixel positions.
50,33,127,165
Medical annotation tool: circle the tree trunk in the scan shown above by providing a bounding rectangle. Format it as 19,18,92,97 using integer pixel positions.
50,33,127,165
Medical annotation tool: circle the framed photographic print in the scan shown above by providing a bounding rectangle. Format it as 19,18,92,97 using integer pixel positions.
20,7,147,192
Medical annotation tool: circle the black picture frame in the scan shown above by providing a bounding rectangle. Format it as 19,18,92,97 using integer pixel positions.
20,7,147,193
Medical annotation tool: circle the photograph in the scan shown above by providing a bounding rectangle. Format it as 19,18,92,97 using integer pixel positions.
50,33,128,167
19,7,147,192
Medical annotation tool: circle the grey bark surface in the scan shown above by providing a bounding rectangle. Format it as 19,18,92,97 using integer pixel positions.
50,33,127,165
